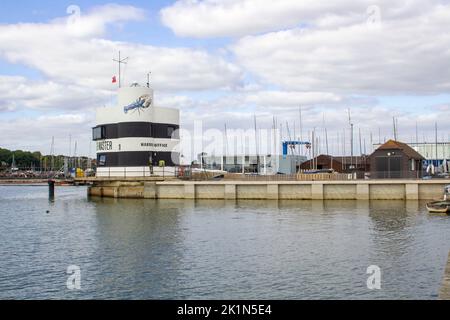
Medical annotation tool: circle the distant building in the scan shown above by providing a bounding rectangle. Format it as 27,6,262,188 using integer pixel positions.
373,142,450,167
369,140,425,179
199,154,307,175
299,155,370,174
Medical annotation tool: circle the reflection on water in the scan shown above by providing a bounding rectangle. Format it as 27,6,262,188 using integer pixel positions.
0,186,449,300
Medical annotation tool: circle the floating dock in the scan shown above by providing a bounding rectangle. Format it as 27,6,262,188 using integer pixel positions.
84,178,450,200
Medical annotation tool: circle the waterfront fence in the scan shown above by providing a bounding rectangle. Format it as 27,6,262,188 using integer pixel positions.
223,173,355,181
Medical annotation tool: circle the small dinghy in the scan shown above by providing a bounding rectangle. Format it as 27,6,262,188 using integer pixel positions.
426,201,450,214
427,185,450,214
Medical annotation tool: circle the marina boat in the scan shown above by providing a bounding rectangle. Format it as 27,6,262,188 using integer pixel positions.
426,185,450,213
426,201,450,213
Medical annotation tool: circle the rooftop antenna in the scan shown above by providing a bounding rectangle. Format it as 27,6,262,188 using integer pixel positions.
113,51,129,88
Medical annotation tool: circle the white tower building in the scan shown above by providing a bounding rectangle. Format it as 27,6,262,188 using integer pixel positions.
93,84,180,177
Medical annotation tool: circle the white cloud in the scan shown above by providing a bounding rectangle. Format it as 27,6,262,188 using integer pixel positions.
0,113,94,156
160,0,440,38
232,3,450,94
245,91,342,107
0,76,112,111
0,5,242,92
59,3,146,38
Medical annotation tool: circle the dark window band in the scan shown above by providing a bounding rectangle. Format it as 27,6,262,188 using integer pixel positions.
93,122,179,140
97,152,180,167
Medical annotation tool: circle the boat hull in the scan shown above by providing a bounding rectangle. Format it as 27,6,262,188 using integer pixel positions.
426,201,450,214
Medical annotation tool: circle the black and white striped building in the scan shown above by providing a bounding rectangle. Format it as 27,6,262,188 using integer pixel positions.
93,84,180,177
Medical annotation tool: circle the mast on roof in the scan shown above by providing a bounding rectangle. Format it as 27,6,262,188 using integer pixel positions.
113,51,129,88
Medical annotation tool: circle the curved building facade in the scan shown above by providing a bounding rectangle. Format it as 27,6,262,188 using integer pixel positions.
93,85,180,177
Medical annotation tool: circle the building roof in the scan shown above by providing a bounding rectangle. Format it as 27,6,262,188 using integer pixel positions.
373,140,425,160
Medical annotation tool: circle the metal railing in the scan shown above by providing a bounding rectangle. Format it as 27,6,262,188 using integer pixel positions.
95,166,184,179
180,170,448,181
4,166,441,181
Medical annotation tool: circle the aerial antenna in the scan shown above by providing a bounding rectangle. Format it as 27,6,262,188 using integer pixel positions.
113,51,129,88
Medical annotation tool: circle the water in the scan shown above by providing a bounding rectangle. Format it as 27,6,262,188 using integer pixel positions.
0,185,449,300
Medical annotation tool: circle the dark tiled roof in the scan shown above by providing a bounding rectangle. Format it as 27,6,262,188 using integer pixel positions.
374,140,425,160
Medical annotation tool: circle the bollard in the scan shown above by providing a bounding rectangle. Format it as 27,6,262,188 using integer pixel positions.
48,179,55,200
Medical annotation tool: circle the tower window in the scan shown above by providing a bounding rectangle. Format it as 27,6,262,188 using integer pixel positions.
93,126,106,140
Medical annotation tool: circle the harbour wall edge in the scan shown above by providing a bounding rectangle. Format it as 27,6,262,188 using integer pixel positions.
87,179,450,200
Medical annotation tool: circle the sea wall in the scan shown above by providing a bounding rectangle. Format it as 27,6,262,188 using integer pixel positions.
88,179,450,200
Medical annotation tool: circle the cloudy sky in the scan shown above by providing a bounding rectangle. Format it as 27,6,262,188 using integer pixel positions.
0,0,449,158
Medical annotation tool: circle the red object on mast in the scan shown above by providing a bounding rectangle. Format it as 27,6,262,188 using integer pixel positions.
112,76,117,83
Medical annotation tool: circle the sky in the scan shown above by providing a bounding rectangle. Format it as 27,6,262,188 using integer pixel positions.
0,0,449,159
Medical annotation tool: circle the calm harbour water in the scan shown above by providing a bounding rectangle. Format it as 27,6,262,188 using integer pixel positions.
0,185,449,300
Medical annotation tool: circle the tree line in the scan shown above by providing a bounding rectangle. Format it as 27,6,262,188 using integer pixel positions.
0,147,93,170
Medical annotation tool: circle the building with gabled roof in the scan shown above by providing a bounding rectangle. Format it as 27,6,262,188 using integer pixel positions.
369,140,425,179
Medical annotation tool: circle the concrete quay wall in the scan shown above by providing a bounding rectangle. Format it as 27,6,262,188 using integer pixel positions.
88,180,450,200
